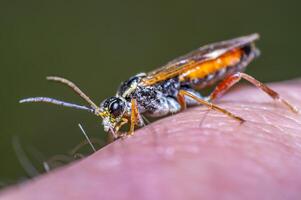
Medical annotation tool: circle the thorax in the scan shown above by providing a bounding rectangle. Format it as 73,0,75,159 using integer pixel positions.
116,74,180,112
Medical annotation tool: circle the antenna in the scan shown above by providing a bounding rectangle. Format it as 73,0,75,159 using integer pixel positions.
19,97,94,113
46,76,99,110
19,76,104,115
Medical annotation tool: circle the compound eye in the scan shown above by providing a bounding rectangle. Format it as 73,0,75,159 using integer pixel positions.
109,99,124,117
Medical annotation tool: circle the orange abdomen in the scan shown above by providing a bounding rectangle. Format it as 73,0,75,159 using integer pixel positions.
179,49,243,83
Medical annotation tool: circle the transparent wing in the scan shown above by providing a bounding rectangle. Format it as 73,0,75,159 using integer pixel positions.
141,33,259,86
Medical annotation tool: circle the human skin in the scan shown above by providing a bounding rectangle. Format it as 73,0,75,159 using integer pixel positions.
1,80,301,200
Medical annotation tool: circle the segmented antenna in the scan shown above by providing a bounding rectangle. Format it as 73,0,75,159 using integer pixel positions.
19,97,94,112
46,76,99,110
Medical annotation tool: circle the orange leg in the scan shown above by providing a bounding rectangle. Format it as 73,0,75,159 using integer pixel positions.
178,90,245,123
177,90,187,110
129,99,139,135
208,72,298,113
114,118,128,135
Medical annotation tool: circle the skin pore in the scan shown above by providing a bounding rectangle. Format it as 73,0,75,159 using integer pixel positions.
1,79,301,200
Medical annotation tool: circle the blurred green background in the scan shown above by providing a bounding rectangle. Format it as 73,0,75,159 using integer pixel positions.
0,0,300,187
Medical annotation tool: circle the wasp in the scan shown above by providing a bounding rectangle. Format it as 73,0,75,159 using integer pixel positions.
20,33,298,139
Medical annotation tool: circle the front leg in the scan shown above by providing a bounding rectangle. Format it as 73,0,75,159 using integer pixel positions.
116,99,143,138
128,98,140,136
114,118,128,138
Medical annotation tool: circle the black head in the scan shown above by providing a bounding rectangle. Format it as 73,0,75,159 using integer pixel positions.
102,97,126,117
99,97,127,132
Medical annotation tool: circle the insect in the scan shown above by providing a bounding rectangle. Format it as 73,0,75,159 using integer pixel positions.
20,33,298,139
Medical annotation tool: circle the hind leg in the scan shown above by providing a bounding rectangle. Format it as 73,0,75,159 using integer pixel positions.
207,72,298,113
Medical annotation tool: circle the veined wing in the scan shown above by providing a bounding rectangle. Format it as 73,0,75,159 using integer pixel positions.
140,33,259,86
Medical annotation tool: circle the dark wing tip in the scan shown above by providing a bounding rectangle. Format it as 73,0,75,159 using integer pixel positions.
243,33,260,42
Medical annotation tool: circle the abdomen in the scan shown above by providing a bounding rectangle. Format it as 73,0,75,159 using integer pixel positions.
179,45,258,89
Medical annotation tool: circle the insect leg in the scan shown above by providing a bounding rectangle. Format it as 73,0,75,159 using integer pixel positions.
208,72,298,113
178,90,245,123
129,99,139,135
114,118,128,135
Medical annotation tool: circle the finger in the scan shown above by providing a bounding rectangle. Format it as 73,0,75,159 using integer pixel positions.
1,80,301,200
